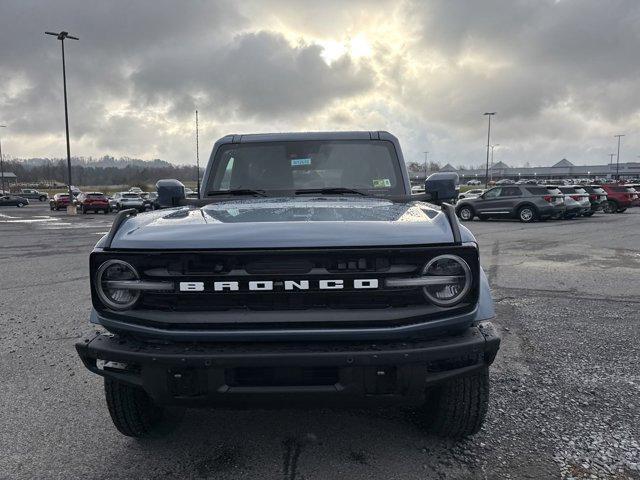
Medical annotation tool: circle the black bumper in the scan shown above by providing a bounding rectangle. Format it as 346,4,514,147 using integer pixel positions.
76,322,500,408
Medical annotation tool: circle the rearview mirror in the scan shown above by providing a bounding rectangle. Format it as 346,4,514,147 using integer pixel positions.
156,179,186,208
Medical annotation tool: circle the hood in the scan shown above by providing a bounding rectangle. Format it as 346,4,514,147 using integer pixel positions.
104,197,474,250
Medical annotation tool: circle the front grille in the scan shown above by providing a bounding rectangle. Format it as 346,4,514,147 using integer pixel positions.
140,289,425,311
91,246,480,327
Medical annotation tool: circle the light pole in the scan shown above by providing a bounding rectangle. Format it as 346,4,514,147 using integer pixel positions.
423,151,429,179
609,153,616,165
195,109,200,196
483,112,496,187
45,30,79,214
614,134,625,180
489,143,499,182
0,125,6,194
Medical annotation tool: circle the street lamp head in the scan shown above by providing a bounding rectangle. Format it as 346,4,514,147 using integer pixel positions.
45,31,79,41
484,112,496,116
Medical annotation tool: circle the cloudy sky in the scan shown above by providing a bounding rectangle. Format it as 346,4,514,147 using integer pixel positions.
1,0,639,167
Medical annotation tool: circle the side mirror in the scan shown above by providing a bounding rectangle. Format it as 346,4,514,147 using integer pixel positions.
156,179,186,208
424,172,459,205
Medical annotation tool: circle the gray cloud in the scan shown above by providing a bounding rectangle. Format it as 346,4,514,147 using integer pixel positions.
131,31,374,118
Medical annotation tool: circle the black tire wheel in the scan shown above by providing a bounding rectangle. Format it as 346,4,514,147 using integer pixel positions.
39,196,47,202
617,208,627,213
82,206,87,214
517,206,536,223
104,378,164,438
416,368,489,438
457,206,474,221
583,211,594,217
602,200,617,214
104,208,110,214
17,202,25,208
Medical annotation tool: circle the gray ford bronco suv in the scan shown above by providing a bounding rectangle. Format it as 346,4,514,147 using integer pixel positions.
76,131,500,438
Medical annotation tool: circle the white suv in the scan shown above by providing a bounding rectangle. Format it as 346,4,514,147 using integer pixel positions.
112,192,145,212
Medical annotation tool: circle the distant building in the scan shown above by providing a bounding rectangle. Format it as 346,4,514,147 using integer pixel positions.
409,160,640,183
0,171,17,182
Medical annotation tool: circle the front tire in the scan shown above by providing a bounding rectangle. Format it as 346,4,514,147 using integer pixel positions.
104,378,164,438
457,206,474,221
39,196,47,202
517,205,536,223
17,202,25,208
617,208,627,213
603,200,617,214
415,368,489,438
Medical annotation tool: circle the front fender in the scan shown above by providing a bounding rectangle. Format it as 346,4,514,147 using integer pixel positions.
475,267,495,322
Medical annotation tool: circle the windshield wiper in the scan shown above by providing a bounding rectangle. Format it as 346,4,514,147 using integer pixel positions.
294,187,370,197
206,189,267,197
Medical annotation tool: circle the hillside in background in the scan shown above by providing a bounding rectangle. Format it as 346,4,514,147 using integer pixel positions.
4,156,200,187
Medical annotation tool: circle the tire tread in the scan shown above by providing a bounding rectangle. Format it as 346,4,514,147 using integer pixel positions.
104,378,163,437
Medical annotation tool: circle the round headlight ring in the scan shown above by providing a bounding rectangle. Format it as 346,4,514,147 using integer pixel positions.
421,254,472,307
95,259,140,310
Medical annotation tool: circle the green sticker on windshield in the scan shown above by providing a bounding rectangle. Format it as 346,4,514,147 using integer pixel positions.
373,179,391,188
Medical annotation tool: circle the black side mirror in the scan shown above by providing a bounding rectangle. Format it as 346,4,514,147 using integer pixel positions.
424,172,459,205
156,179,186,208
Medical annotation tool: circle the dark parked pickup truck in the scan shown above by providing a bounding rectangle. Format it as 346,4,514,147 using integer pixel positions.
76,131,500,439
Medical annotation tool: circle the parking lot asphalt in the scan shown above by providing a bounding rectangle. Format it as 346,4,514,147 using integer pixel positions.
1,203,639,479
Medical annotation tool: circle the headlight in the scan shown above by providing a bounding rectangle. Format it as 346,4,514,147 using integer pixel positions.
95,259,140,310
421,254,472,307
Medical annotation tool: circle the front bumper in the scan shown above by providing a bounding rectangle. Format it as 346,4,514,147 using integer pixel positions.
76,322,500,408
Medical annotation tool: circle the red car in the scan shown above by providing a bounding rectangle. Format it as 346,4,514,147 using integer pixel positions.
49,193,73,211
77,192,110,214
599,184,638,213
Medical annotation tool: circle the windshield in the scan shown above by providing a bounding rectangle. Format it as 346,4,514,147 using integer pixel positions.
122,193,140,198
206,140,404,196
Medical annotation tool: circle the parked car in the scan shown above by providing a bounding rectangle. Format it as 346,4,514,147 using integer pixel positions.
624,184,640,207
0,194,29,207
112,192,145,212
466,179,482,185
495,179,516,185
77,192,110,214
140,192,159,210
458,188,484,200
128,187,144,194
545,186,581,219
581,185,608,215
598,184,636,213
556,186,591,216
18,189,48,202
49,193,73,210
75,131,501,439
456,185,564,222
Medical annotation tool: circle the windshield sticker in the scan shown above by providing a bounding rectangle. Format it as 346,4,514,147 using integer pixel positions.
373,179,392,188
291,158,312,166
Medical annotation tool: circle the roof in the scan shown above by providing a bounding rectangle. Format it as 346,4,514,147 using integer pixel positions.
552,158,574,167
220,131,397,143
440,163,458,172
491,161,510,169
0,172,17,178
